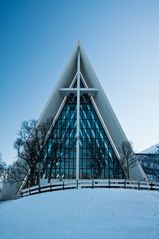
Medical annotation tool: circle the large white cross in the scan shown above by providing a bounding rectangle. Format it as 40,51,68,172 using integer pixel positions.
59,49,98,180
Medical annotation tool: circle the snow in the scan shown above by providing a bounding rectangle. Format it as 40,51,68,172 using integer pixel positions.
0,189,159,239
142,143,159,154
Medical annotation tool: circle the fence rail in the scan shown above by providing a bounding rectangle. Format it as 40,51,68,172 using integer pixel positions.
19,179,159,198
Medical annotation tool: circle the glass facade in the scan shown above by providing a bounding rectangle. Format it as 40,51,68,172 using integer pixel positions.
42,95,77,180
41,93,125,180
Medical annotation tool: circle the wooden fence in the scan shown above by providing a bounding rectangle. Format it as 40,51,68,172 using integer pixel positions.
19,179,159,198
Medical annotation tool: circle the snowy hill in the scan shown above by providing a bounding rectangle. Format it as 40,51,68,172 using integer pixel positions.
0,189,159,239
141,143,159,154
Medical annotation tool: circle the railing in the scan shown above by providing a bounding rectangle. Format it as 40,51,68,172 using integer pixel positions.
19,179,159,198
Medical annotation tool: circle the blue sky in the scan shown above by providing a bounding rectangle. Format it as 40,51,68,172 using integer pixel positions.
0,0,159,164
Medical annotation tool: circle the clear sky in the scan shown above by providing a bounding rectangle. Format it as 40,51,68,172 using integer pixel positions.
0,0,159,164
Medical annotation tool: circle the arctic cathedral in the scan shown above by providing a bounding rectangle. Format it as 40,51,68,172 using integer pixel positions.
1,44,147,199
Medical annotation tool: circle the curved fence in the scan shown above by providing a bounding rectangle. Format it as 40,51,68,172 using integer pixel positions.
19,179,159,198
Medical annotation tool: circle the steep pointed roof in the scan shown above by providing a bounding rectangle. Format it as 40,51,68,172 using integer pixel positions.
37,43,147,181
38,44,126,153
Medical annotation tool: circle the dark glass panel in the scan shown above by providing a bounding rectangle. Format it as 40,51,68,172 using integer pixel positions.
38,93,125,183
79,94,125,179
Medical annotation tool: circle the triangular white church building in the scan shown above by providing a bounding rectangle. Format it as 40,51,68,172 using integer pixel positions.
1,44,147,199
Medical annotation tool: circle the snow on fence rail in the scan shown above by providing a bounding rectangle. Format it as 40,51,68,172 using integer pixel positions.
19,179,159,198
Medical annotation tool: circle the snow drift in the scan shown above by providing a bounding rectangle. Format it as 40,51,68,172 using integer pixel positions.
0,189,159,239
142,143,159,154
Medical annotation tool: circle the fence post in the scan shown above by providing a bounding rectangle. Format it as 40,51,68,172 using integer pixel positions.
124,179,126,189
38,185,41,194
108,179,110,188
92,179,94,188
138,181,140,190
150,182,153,191
63,181,64,190
76,180,78,189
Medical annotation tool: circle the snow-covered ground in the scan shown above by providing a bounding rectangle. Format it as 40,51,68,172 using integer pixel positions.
0,189,159,239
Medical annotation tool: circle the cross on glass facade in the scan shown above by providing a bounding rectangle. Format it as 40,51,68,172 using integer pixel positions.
40,50,126,182
41,93,125,180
